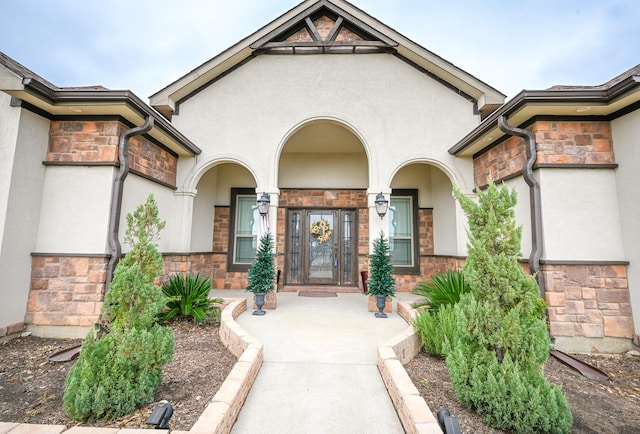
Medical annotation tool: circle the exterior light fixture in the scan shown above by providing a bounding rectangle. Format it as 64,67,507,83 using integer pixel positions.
374,192,389,219
147,400,173,429
257,192,270,216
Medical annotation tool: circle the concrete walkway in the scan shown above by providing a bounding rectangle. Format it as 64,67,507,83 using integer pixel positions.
211,290,419,434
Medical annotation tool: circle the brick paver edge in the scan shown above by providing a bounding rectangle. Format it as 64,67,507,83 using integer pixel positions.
378,302,443,434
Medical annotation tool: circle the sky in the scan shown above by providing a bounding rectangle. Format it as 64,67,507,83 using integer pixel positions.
1,0,638,101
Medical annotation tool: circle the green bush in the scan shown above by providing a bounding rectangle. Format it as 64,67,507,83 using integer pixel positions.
414,303,457,357
246,233,276,294
447,346,572,434
445,182,572,433
160,273,222,323
366,232,396,298
64,194,174,422
412,270,470,311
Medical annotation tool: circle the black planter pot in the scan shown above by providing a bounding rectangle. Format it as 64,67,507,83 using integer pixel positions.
375,294,388,318
253,292,266,316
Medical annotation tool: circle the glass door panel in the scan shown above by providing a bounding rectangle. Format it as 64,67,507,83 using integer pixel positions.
305,211,337,284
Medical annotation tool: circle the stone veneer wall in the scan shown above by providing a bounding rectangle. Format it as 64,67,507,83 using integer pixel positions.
542,263,634,340
474,120,614,187
47,120,178,186
26,256,108,329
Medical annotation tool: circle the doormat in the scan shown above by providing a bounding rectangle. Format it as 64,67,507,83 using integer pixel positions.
298,291,337,297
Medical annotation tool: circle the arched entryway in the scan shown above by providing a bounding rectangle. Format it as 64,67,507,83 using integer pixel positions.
388,162,463,291
277,119,369,288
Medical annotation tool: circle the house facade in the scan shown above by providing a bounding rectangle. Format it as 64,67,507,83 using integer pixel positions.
0,0,637,352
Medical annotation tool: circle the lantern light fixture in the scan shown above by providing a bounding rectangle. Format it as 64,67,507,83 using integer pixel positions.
375,192,389,219
257,192,271,216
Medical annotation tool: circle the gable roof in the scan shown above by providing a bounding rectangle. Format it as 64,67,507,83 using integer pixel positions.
0,52,200,156
150,0,505,120
449,64,640,157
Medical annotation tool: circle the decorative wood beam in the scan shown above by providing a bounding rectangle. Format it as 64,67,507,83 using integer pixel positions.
261,40,391,48
304,17,322,41
326,16,344,42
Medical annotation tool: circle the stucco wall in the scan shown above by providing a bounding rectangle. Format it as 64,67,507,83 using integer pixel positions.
538,169,624,261
0,92,19,249
0,104,49,330
612,110,640,336
120,174,178,252
36,166,113,254
279,152,367,188
173,54,477,258
173,54,477,195
502,176,533,258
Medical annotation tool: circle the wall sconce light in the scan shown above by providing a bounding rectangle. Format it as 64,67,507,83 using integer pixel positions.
257,192,270,216
375,192,389,219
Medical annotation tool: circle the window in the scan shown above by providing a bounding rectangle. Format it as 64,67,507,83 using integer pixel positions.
389,189,419,274
228,188,258,271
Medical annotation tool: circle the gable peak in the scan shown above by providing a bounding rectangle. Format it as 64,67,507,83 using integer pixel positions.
251,3,397,55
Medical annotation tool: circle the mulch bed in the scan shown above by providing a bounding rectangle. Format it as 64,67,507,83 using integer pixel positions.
0,320,237,430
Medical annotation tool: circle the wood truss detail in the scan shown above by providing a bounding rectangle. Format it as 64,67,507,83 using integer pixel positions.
251,3,398,55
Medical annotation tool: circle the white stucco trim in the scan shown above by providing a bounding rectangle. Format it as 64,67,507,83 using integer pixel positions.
183,154,260,192
386,156,466,192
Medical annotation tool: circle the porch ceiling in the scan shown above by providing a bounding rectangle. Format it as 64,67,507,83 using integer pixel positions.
283,120,363,153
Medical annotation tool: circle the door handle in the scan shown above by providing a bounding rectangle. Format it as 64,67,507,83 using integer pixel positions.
334,247,338,267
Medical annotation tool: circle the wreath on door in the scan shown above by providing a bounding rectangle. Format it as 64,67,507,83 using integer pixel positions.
310,219,332,243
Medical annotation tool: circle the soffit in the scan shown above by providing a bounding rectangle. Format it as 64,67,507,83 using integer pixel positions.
150,0,505,119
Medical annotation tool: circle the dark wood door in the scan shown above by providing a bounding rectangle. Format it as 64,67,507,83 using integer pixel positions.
285,209,356,286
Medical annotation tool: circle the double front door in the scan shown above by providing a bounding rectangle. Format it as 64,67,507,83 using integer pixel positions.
285,209,357,286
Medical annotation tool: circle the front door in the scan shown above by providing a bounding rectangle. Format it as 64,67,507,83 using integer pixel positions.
285,209,357,286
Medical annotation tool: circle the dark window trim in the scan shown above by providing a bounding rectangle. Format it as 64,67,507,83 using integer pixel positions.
390,189,420,274
227,188,256,272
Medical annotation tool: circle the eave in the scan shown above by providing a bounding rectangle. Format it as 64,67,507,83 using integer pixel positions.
449,73,640,157
5,76,200,157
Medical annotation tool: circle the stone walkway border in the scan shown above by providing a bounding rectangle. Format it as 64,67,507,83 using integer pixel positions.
378,302,443,433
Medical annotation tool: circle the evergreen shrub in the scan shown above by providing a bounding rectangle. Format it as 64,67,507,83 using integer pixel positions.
446,182,572,434
63,194,175,422
246,233,276,294
366,232,396,298
414,304,457,357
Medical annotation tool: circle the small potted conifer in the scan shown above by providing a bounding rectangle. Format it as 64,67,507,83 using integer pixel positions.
246,232,276,315
366,232,396,318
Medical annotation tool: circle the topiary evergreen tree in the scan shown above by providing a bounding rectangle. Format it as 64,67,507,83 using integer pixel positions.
246,232,276,294
446,181,572,434
366,232,396,298
63,194,175,422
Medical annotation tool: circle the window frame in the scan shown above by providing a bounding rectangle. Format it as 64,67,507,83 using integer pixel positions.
227,188,258,272
389,189,420,274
